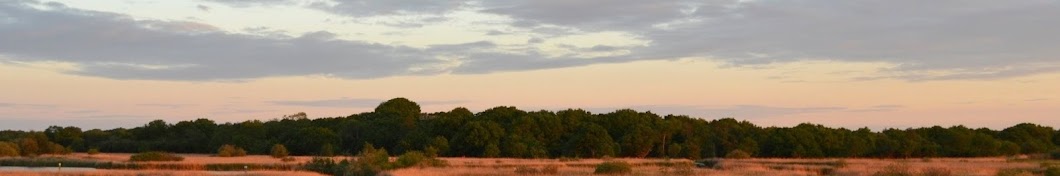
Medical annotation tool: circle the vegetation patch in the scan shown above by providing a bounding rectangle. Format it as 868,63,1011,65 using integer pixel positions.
130,151,184,162
594,161,633,175
216,144,247,157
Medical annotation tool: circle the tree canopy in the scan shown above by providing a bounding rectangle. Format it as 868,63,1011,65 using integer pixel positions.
1,98,1057,159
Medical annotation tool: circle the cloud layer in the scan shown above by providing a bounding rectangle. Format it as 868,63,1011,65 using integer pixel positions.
3,0,1059,81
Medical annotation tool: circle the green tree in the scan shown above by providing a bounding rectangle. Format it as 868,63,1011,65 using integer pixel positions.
565,124,615,157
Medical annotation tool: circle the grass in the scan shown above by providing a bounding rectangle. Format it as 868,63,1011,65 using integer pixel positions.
593,161,632,175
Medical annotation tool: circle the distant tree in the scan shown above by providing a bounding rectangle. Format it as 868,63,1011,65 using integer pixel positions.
270,144,289,158
999,123,1055,154
0,141,19,157
17,138,39,156
566,124,615,157
726,149,751,159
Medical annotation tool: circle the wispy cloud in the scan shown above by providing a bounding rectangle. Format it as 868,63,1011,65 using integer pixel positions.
582,104,846,119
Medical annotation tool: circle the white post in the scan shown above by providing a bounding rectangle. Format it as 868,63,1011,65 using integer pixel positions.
58,162,62,173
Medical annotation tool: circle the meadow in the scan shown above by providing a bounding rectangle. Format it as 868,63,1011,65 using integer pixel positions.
2,153,1056,176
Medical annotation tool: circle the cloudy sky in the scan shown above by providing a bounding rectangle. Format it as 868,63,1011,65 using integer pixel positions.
1,0,1058,130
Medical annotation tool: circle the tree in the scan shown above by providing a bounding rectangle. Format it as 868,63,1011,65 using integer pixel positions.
0,141,19,157
999,123,1055,154
565,124,615,157
271,144,289,158
18,138,39,156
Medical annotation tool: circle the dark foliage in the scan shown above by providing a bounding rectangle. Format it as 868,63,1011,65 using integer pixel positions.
1,98,1058,160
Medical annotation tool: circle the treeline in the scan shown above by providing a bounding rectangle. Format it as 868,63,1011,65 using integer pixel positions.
1,98,1058,159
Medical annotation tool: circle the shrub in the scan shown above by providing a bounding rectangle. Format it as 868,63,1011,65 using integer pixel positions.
0,142,19,157
920,167,954,176
873,163,913,176
320,144,335,157
86,148,100,155
18,138,39,156
725,149,751,159
270,144,289,158
594,161,632,175
217,144,247,157
394,151,427,168
129,151,184,161
1051,150,1060,160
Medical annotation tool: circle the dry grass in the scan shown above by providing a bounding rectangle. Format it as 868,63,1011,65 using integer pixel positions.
391,157,1040,176
16,154,1047,176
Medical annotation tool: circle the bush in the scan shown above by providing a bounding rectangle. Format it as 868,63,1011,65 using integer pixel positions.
920,167,954,176
270,144,289,158
594,161,632,175
725,149,751,159
873,163,913,176
1051,150,1060,160
394,151,427,168
217,144,247,157
0,142,19,157
129,151,184,161
86,148,100,155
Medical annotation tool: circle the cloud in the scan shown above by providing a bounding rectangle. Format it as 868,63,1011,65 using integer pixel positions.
0,102,54,109
848,105,905,112
0,1,443,81
481,0,1060,80
5,0,1060,81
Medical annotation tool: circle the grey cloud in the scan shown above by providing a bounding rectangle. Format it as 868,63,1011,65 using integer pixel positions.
0,102,54,109
196,4,210,12
480,0,701,30
482,0,1060,80
0,1,442,80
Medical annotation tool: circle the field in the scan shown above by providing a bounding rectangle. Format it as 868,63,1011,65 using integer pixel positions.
0,153,1052,176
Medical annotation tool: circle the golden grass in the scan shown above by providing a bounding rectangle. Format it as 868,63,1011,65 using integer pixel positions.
20,154,1046,176
390,157,1041,176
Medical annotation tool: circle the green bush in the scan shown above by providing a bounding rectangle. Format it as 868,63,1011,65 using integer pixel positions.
1051,150,1060,160
217,144,247,157
394,151,427,168
129,151,184,161
594,161,633,175
270,144,289,158
725,149,751,159
0,142,19,157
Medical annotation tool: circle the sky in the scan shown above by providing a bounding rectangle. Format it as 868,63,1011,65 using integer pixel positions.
1,0,1058,131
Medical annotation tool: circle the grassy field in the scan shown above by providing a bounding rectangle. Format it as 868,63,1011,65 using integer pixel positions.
1,153,1053,176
